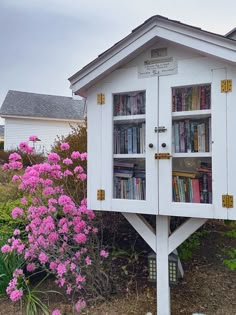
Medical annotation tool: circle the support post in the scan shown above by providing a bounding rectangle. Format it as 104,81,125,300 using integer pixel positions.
156,215,171,315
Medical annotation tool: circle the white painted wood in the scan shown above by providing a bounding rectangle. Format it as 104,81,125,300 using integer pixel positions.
87,89,103,211
122,213,156,251
156,216,171,315
69,17,236,96
173,249,184,278
4,118,79,153
226,66,236,220
169,218,207,254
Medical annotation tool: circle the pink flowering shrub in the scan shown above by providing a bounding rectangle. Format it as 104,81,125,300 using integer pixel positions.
1,135,109,314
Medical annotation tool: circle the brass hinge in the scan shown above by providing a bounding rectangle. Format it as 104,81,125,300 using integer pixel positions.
221,80,232,93
97,93,105,105
97,189,105,200
155,153,172,160
222,194,234,208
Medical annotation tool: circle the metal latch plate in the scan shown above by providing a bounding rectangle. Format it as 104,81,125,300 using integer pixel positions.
155,153,172,160
97,189,105,200
222,194,234,208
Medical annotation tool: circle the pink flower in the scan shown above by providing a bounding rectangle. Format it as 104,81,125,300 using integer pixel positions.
60,142,70,150
21,197,28,205
76,274,86,284
39,252,49,264
26,263,36,272
100,250,109,258
85,256,92,265
29,135,40,142
9,153,21,161
13,229,21,236
74,233,87,244
63,158,73,165
77,173,87,181
80,152,87,160
75,299,86,313
74,166,83,173
71,151,81,159
52,310,62,315
10,289,23,302
11,207,24,219
48,152,60,163
19,142,34,153
64,170,73,176
1,244,11,253
57,263,67,277
58,195,72,205
29,136,40,142
12,175,21,182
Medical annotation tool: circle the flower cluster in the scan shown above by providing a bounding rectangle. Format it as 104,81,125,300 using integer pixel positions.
1,138,108,314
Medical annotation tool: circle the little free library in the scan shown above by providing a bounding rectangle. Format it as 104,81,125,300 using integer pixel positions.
69,15,236,315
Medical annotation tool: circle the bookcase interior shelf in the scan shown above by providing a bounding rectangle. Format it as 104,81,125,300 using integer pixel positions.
172,84,212,204
113,91,146,200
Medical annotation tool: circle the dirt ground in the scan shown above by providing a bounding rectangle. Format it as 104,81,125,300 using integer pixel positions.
0,220,236,315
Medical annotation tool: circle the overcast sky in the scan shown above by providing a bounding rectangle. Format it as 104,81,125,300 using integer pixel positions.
1,0,236,124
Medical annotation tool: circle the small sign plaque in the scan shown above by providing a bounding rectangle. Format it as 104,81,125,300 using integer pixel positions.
138,57,177,78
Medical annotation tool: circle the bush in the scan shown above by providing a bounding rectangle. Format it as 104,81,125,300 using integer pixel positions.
51,123,87,204
0,235,24,297
0,133,109,315
0,141,4,150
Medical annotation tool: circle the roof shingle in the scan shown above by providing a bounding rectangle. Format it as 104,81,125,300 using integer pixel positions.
0,90,85,120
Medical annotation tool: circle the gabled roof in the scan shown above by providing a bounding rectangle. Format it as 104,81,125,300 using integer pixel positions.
69,15,236,97
0,90,85,121
226,27,236,40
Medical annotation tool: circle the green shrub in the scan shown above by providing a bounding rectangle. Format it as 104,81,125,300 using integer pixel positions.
0,236,24,296
0,200,27,238
0,141,4,150
178,230,209,261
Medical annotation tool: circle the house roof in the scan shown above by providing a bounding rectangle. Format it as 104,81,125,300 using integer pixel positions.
225,27,236,40
69,15,236,97
0,90,85,121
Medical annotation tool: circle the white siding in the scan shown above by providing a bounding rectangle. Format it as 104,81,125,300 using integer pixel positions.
4,118,80,153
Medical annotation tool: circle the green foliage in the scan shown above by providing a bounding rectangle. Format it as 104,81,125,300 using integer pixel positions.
0,200,27,238
0,141,4,150
224,229,236,238
23,274,61,315
0,236,24,296
178,230,209,261
51,123,87,204
224,224,236,270
224,249,236,270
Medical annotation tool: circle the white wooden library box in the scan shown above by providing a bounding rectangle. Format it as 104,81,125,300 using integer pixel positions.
69,16,236,220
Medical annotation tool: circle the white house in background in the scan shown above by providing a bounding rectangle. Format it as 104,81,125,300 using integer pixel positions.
0,90,85,153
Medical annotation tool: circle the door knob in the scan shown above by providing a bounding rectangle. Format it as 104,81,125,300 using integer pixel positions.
149,143,154,148
161,143,167,148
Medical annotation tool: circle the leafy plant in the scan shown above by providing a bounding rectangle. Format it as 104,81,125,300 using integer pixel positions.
178,230,209,261
224,249,236,270
0,236,24,296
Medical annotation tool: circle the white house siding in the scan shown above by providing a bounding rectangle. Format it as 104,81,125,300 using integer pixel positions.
4,118,79,153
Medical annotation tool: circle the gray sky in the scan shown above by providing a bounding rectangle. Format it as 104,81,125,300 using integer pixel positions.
1,0,236,124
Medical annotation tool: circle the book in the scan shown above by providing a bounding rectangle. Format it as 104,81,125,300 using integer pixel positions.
191,179,200,203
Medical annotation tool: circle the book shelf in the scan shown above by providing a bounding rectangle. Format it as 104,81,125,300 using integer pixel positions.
172,84,212,204
113,91,146,200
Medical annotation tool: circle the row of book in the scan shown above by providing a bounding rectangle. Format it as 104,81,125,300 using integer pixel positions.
113,92,146,116
172,163,212,203
172,84,211,112
172,118,211,153
114,123,146,154
113,160,145,200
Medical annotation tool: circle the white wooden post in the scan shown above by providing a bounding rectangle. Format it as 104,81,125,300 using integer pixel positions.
156,215,171,315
